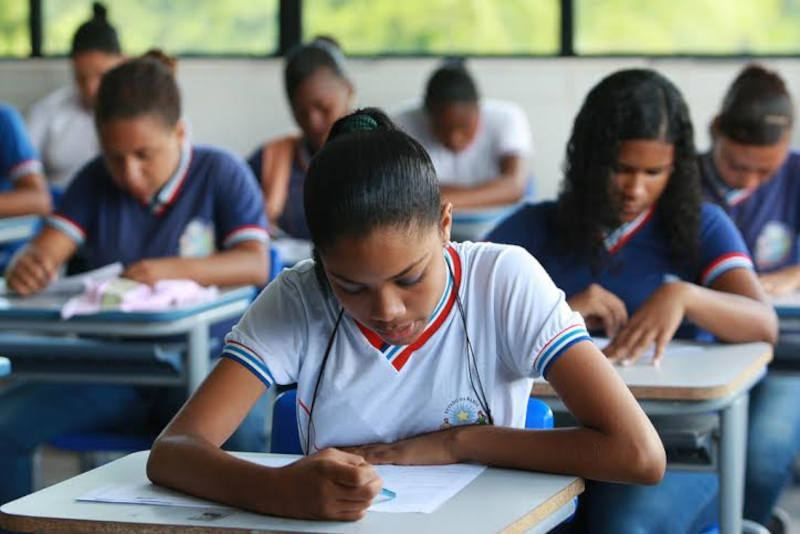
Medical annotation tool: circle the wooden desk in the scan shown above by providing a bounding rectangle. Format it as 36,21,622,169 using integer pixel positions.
0,286,254,393
0,451,584,534
533,341,771,534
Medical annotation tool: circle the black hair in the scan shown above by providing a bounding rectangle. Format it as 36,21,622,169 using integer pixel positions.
284,37,349,103
557,68,701,270
304,108,441,255
424,61,480,114
71,2,121,57
716,64,793,146
95,52,180,128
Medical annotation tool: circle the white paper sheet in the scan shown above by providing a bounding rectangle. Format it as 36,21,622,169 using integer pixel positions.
593,337,704,365
0,262,123,297
77,457,486,515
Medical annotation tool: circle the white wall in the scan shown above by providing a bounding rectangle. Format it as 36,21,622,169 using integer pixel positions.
3,57,800,200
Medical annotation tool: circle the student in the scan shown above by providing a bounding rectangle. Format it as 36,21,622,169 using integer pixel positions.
488,69,777,533
698,63,800,532
147,108,665,521
27,2,124,192
0,53,269,505
247,37,353,239
393,62,532,210
0,102,52,270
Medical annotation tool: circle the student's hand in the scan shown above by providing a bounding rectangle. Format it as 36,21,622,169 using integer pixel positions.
6,247,57,296
123,258,182,286
604,282,688,366
567,283,628,337
274,448,382,521
343,427,461,466
759,267,800,296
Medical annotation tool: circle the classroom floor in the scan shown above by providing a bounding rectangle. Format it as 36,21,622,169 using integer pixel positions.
36,448,800,533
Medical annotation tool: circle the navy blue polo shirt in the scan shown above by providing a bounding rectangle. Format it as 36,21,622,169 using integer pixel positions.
48,143,268,268
1,103,42,184
700,150,800,272
486,201,753,339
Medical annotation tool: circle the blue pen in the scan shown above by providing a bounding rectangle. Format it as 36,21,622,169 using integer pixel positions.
376,487,396,503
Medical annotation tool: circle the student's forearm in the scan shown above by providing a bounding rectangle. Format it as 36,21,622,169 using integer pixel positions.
450,424,663,485
147,435,282,515
441,174,527,209
169,248,268,286
0,179,51,216
682,283,778,343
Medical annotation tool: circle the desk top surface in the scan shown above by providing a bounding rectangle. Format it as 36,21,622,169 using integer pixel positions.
1,451,583,534
533,341,772,401
0,286,254,323
772,292,800,317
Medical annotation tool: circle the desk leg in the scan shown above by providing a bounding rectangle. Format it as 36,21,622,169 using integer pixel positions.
719,393,748,534
187,322,210,393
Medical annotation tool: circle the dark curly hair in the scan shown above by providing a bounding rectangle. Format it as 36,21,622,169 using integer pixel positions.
557,68,701,270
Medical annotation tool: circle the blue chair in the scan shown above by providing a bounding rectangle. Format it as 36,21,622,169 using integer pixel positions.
270,389,554,454
268,245,283,282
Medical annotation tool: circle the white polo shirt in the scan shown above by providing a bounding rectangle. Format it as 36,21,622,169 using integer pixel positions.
393,99,533,188
27,86,99,190
223,241,588,453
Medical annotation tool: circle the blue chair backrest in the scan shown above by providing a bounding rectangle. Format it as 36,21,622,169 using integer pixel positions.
268,246,283,282
270,390,554,454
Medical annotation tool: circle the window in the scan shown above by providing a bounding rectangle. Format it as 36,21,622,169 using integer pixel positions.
43,0,279,56
0,2,29,56
576,0,800,55
303,0,559,55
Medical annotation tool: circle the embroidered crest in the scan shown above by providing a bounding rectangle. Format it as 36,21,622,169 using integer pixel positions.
179,218,215,258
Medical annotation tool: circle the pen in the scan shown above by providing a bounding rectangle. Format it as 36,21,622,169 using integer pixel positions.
380,487,396,500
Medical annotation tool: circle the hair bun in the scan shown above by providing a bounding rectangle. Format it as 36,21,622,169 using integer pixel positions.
142,48,178,74
92,2,107,21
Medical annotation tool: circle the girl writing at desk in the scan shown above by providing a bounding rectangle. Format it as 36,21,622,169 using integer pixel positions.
699,64,800,533
147,109,665,521
488,69,777,534
0,52,269,505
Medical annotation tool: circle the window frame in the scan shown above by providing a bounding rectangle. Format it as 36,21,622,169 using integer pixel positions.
4,0,797,59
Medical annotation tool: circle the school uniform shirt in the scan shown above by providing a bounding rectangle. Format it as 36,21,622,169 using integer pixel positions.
223,241,589,453
27,86,98,190
487,201,754,340
247,138,312,239
0,102,43,186
699,150,800,272
47,143,269,269
393,99,532,188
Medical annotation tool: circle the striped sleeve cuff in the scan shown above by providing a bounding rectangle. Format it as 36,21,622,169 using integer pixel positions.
9,159,43,181
223,225,269,248
221,340,275,388
700,252,754,287
533,324,591,379
46,214,86,245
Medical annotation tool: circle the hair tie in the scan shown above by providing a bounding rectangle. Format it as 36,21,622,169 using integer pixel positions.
764,114,791,126
338,113,378,134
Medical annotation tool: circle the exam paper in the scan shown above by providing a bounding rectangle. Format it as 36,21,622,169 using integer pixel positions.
77,457,486,514
0,262,123,297
593,337,704,365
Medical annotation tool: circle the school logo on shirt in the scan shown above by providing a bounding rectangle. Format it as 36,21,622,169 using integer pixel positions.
179,218,215,258
440,397,488,429
755,221,792,270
